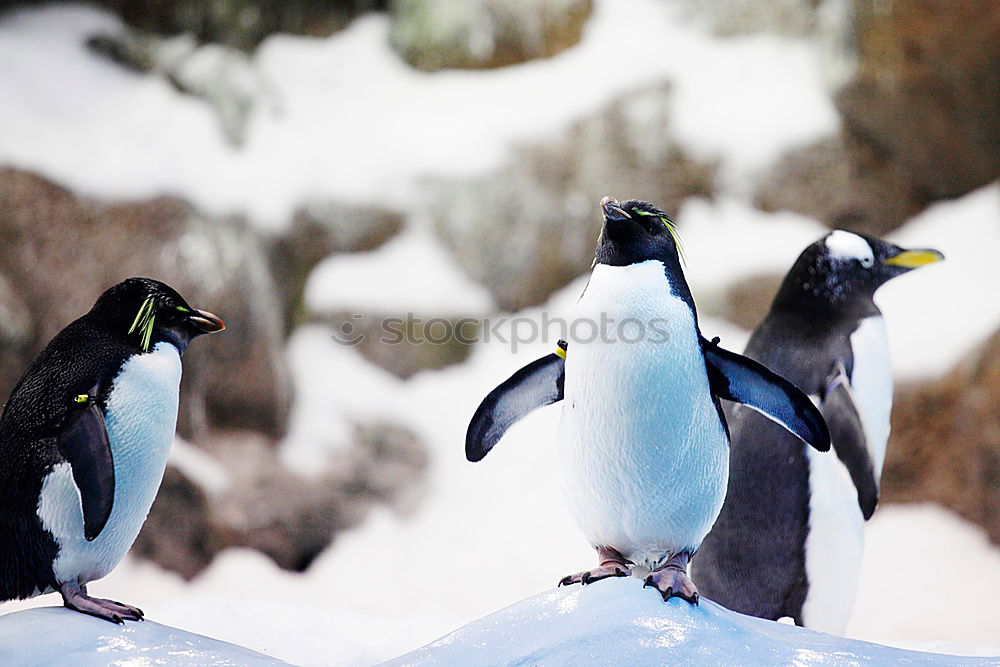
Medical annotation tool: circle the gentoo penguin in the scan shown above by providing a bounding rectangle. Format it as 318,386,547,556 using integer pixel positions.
0,278,224,623
467,197,830,603
695,231,943,633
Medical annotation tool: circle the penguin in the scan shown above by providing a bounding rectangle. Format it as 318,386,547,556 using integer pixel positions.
0,277,224,623
694,230,943,633
466,196,830,603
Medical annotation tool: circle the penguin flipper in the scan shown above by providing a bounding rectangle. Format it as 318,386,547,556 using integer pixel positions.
57,393,114,541
466,351,565,462
701,336,830,452
821,362,879,519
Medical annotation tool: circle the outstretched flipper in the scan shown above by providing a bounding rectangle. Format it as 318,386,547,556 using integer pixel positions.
57,385,114,541
466,341,566,462
821,361,879,519
701,336,830,452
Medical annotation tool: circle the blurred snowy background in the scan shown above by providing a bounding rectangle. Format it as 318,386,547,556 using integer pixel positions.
0,0,997,664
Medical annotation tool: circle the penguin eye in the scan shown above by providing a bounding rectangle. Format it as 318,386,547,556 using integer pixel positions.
859,256,874,268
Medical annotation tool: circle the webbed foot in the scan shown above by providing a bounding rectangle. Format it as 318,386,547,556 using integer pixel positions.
558,546,632,587
643,552,698,604
59,581,144,624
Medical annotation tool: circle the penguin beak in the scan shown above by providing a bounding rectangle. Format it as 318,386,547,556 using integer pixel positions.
601,195,631,222
188,309,226,333
883,248,945,269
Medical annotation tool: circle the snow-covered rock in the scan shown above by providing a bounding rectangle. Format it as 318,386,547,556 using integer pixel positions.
0,607,287,666
387,577,998,666
390,0,593,71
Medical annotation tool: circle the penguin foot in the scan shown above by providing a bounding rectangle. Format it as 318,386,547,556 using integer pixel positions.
558,546,631,587
558,563,630,587
59,582,144,624
643,553,698,604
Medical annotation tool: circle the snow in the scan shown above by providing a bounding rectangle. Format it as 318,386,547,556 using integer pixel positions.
279,325,404,474
0,6,233,209
668,33,837,186
675,196,828,305
0,607,287,666
0,0,836,230
387,577,995,667
849,504,1000,656
304,225,495,317
879,185,1000,379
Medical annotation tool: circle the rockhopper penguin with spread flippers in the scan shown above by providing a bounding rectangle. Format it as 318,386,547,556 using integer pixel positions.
466,197,830,603
0,278,224,623
695,231,943,632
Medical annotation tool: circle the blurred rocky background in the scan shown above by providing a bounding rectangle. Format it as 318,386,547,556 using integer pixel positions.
0,0,996,583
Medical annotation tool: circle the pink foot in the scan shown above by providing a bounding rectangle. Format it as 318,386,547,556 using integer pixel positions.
558,546,632,587
60,581,144,624
643,552,698,604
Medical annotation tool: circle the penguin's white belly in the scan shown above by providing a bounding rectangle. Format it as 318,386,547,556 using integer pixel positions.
801,441,864,634
801,317,891,633
848,316,892,477
558,261,729,569
37,342,182,584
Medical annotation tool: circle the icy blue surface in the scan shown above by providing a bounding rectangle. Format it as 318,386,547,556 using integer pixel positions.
387,578,999,667
0,607,289,667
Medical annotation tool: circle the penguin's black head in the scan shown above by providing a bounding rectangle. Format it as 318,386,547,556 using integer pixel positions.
775,231,944,311
594,196,684,268
90,277,226,354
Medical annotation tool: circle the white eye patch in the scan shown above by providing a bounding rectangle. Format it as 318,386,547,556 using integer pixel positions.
825,230,874,266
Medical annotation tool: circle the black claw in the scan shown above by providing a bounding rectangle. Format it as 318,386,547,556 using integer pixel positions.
643,575,655,589
581,572,592,585
692,592,700,606
661,586,674,602
111,614,123,625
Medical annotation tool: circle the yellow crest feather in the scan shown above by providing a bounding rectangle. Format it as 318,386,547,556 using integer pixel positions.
128,295,157,352
633,209,685,265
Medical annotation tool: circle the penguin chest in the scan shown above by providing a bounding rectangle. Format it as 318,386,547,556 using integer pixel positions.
800,317,891,632
558,261,729,567
848,316,892,476
38,342,182,584
801,442,864,633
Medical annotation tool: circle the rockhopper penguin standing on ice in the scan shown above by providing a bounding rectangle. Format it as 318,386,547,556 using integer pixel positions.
0,278,224,623
695,231,943,632
466,197,830,603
